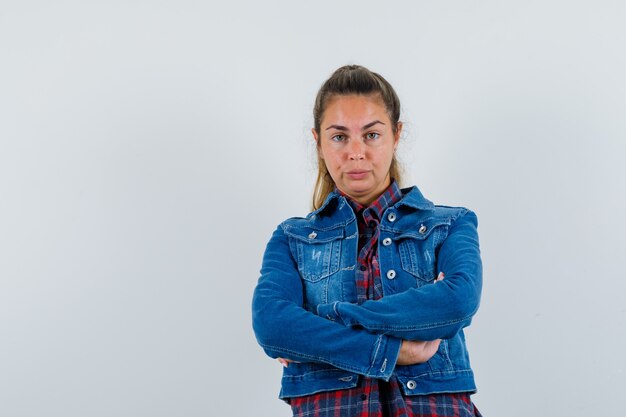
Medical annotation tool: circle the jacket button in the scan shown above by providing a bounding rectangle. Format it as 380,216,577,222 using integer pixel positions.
387,212,396,222
406,380,417,390
308,232,317,239
382,237,392,246
418,224,427,234
386,270,396,280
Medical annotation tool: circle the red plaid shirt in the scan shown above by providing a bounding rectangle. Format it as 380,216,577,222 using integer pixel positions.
288,181,482,417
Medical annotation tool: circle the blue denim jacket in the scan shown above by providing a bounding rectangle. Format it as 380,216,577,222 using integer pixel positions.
252,186,482,399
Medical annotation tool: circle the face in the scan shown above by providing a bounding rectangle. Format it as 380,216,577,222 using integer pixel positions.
313,94,402,206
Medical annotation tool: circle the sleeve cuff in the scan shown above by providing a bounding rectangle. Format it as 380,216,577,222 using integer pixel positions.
317,301,341,322
367,335,402,381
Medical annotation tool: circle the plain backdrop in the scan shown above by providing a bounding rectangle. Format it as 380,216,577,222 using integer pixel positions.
1,1,625,416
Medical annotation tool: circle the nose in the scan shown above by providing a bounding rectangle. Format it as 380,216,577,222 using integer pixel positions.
348,140,365,160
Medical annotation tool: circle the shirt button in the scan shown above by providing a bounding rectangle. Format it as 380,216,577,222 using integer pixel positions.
387,212,396,222
359,265,367,271
382,237,392,246
406,380,417,390
368,221,376,228
386,270,396,280
308,231,317,239
418,224,427,234
360,394,367,401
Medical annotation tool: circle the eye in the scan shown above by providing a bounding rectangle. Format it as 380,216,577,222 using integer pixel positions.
331,134,346,142
366,132,380,140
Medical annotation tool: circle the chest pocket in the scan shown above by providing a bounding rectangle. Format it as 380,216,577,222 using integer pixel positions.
285,226,343,282
396,220,449,285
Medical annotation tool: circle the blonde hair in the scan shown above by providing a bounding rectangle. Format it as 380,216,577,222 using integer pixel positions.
312,65,403,210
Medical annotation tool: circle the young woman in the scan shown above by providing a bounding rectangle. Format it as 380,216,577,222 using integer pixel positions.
252,65,483,417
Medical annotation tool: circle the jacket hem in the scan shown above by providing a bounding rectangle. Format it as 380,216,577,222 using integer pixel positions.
279,370,476,399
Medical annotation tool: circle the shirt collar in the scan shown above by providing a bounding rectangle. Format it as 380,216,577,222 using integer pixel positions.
337,180,403,222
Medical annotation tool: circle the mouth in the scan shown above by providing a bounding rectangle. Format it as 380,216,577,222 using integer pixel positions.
346,170,370,180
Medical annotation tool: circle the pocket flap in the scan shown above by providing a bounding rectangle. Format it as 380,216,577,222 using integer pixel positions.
284,226,344,243
392,218,450,241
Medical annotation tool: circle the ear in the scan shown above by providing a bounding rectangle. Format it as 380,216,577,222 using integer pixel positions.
394,122,403,150
312,128,324,159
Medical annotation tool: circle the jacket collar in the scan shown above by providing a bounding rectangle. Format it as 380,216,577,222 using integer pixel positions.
395,185,435,211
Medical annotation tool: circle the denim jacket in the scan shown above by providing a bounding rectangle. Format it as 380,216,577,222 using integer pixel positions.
252,186,482,399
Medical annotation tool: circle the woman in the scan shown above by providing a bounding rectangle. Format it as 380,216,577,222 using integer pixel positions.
252,65,483,417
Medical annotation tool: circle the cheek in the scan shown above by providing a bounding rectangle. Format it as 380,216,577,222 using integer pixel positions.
325,157,340,173
372,150,395,170
320,146,343,166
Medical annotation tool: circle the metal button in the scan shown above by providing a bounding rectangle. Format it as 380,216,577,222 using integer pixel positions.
406,380,417,390
418,224,427,234
387,212,396,222
386,270,396,280
382,237,392,246
308,232,317,239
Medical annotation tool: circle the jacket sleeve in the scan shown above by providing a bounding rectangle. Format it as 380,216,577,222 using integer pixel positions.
251,224,402,380
316,210,482,341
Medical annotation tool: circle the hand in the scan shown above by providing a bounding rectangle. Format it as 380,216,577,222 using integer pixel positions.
435,271,444,283
396,339,441,365
277,358,299,367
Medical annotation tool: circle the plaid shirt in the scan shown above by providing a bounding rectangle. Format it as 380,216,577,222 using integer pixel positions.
288,181,482,417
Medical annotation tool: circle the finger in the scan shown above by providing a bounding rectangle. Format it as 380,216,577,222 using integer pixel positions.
435,272,444,282
277,358,289,368
427,340,441,356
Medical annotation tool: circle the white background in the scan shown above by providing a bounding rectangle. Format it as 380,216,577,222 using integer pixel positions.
1,1,625,416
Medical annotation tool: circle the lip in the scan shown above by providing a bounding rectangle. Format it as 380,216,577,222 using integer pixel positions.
346,170,370,180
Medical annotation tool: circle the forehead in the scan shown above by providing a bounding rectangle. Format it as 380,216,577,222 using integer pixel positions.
322,94,389,127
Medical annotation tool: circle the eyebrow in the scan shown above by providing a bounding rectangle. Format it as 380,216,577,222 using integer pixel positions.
325,120,386,131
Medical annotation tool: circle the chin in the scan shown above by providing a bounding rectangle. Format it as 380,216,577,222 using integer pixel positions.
353,183,376,192
345,188,373,197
